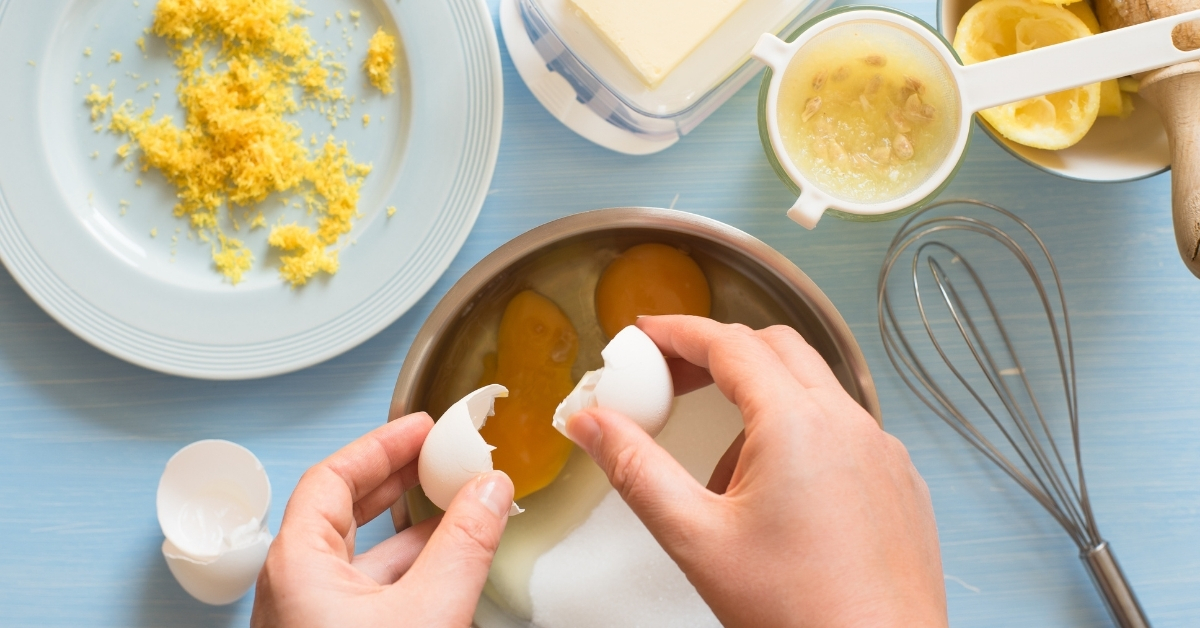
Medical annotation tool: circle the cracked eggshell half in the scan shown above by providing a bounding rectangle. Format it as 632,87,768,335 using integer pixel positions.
156,440,273,605
163,531,271,605
553,325,674,438
418,384,523,516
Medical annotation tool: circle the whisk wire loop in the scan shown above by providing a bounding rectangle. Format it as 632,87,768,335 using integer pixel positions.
877,200,1145,627
878,201,1099,546
921,247,1090,546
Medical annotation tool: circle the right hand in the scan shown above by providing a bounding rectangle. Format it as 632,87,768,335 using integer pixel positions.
563,316,947,628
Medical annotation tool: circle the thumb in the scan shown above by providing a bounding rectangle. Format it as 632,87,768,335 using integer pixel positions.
566,407,715,551
396,471,513,621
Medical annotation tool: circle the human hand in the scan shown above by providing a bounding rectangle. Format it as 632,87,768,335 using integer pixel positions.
563,316,947,628
250,413,515,628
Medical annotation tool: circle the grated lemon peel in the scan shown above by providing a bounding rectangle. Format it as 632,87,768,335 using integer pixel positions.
267,223,339,286
365,28,396,94
99,0,388,286
85,85,115,121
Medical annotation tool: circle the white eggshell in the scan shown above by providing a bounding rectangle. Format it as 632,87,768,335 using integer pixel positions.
162,527,272,605
553,326,674,438
551,370,603,435
419,384,522,515
156,440,273,605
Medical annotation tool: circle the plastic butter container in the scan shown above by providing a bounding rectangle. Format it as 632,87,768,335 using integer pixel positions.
499,0,833,154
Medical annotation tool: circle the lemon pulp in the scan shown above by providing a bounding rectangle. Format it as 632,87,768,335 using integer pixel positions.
777,22,960,204
954,0,1099,149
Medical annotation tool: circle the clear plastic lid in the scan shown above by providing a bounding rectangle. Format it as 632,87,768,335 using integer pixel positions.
526,0,831,118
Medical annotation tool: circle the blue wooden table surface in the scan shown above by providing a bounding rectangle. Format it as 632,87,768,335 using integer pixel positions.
3,0,1199,626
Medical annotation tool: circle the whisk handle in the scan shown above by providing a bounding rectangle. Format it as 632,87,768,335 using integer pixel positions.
1082,542,1151,628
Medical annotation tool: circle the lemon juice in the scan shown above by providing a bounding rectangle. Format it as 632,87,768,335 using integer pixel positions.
777,22,960,203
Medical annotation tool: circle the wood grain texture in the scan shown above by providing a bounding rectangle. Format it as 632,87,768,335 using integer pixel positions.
2,1,1199,626
1097,0,1200,278
1141,65,1200,277
1095,0,1200,46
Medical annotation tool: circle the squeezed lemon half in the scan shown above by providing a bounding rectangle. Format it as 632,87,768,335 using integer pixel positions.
954,0,1099,150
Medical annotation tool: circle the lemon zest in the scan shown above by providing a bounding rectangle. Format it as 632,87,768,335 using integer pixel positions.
104,0,372,286
365,28,396,95
268,223,339,286
85,85,115,121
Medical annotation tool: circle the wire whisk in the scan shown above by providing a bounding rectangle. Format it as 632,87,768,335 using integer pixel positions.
877,200,1149,628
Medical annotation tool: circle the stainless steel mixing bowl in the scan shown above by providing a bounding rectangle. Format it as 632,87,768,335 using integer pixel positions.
386,207,880,531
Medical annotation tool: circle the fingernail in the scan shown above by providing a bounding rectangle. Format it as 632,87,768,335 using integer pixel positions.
566,410,602,457
476,472,513,518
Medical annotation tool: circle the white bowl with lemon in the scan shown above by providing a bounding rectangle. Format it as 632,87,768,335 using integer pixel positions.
939,0,1172,182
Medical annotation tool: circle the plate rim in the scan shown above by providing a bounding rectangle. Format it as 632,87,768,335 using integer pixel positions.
0,0,504,380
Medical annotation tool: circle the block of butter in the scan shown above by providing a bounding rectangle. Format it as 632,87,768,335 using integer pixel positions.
569,0,749,87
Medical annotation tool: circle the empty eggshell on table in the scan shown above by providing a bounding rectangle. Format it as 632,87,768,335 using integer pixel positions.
162,532,272,606
156,440,273,605
553,325,675,438
418,384,523,516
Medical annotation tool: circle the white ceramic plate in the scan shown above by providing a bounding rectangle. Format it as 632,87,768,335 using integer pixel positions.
938,0,1171,182
0,0,502,379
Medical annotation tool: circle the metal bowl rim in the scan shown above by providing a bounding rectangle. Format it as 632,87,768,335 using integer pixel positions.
389,207,881,424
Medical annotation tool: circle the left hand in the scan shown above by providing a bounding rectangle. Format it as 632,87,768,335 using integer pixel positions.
250,412,515,628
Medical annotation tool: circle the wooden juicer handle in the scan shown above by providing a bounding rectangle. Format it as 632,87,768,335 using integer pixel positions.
1141,63,1200,276
1097,0,1200,276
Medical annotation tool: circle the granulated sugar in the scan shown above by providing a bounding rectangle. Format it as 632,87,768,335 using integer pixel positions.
529,491,719,628
528,384,743,627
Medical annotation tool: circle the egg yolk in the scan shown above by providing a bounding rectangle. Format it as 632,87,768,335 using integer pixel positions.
478,290,579,500
595,243,712,339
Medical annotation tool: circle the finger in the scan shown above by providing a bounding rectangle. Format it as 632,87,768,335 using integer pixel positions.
395,471,513,612
754,325,843,391
352,459,421,527
637,316,811,431
566,407,715,552
352,516,440,585
754,326,880,429
283,413,434,554
706,431,745,495
668,357,714,395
